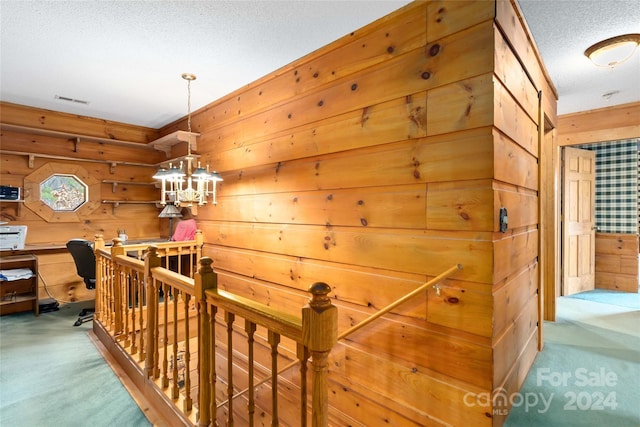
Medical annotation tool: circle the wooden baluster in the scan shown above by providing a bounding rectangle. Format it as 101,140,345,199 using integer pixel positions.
123,269,131,347
106,262,111,327
172,289,180,400
177,246,183,275
129,269,137,353
94,234,104,321
210,304,218,425
269,331,281,427
297,343,310,427
195,230,203,273
226,311,235,426
195,257,217,427
302,283,337,427
137,270,145,361
183,292,192,413
161,282,169,388
96,255,105,323
144,246,161,379
102,258,114,333
245,320,257,427
111,240,125,337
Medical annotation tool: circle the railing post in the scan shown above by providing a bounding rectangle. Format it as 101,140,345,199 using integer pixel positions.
111,240,126,337
94,234,105,251
144,246,161,379
302,282,337,427
195,256,217,427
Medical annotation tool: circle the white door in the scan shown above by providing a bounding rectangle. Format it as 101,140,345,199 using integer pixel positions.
562,147,596,296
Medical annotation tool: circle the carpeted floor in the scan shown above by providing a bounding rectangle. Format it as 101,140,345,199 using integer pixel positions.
2,291,638,426
567,289,640,310
504,292,640,427
0,301,151,427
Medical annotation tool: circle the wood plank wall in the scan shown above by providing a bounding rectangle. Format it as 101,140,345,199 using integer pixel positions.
557,102,640,147
595,233,639,292
0,103,164,302
0,0,556,424
158,1,554,425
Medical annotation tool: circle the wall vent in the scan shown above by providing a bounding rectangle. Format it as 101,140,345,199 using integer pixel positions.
55,95,90,105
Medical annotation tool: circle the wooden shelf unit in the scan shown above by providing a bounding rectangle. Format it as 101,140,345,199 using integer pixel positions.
0,254,38,316
0,200,24,217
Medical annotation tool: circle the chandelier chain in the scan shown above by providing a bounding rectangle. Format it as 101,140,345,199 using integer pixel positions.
187,78,192,134
153,73,222,207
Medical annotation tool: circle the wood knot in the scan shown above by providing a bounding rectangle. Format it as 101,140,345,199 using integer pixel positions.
447,297,459,304
421,71,431,80
387,46,394,54
429,44,441,57
351,83,358,91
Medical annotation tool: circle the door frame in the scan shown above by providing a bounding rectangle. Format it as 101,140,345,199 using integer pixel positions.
542,102,640,324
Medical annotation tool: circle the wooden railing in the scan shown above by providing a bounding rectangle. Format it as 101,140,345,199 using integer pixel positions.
92,234,338,426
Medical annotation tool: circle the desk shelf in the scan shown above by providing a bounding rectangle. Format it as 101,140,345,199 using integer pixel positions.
0,254,38,316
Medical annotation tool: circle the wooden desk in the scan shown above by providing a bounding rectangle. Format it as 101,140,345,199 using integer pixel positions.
1,244,68,257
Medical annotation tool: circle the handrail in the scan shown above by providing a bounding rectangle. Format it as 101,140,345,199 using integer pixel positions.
207,288,304,342
150,266,194,294
338,263,462,340
224,263,463,409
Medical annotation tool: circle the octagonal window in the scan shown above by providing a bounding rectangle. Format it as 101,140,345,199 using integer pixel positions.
40,174,89,211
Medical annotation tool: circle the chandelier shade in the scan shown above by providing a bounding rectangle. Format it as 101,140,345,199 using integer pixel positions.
154,73,223,207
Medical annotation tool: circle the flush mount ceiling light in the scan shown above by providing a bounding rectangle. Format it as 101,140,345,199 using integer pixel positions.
584,33,640,67
153,73,223,207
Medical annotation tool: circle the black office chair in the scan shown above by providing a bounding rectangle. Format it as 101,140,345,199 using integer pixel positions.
66,239,96,326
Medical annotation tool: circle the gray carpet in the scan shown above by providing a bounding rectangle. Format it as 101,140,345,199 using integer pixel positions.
567,289,640,310
2,293,638,426
0,301,151,427
504,294,640,427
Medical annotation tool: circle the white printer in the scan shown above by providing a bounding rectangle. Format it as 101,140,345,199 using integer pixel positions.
0,225,27,250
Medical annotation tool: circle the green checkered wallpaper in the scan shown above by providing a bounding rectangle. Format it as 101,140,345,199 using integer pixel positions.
576,139,639,234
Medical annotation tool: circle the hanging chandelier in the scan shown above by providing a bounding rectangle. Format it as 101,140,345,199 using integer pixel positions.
153,73,222,207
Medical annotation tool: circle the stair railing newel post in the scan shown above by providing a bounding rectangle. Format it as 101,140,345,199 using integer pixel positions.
302,282,338,427
144,245,162,379
195,256,217,427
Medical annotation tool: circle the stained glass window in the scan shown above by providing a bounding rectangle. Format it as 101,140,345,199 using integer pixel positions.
40,174,88,211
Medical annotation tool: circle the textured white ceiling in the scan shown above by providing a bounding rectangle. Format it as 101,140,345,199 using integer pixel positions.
1,0,639,129
518,0,640,116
